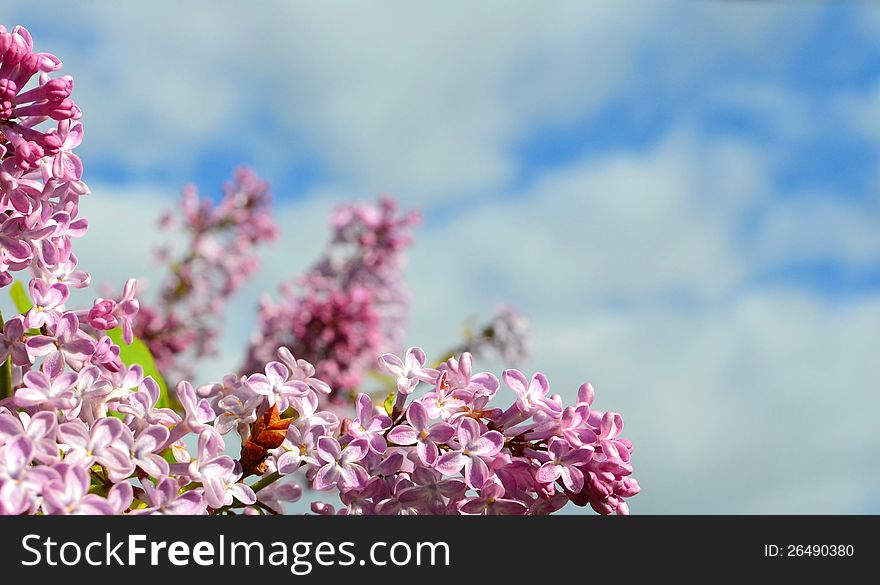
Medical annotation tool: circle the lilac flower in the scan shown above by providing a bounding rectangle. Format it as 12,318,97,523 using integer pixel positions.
378,346,439,394
117,278,139,344
175,380,215,433
115,424,170,481
257,480,302,514
131,477,206,515
273,424,324,475
247,362,309,412
105,481,133,514
0,315,28,366
25,311,95,377
435,417,504,489
0,435,56,511
50,119,83,180
387,401,454,465
15,369,78,410
288,391,339,432
213,462,256,508
56,418,130,472
116,377,180,430
347,393,392,454
535,437,594,493
0,410,57,464
458,479,528,516
214,391,262,436
397,466,466,514
90,335,122,372
312,437,369,491
172,430,236,509
439,352,498,399
277,347,331,395
41,463,115,515
24,279,69,329
421,371,468,421
503,369,562,417
34,253,90,289
596,411,630,463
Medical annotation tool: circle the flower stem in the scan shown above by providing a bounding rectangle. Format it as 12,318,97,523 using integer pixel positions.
0,311,11,400
249,470,281,493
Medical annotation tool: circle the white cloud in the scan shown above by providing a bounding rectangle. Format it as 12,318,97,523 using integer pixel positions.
754,193,880,269
6,1,819,200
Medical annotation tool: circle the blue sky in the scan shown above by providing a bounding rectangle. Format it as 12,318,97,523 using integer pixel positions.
6,1,880,513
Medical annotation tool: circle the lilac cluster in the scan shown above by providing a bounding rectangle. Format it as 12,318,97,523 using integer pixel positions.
0,23,639,515
243,197,419,402
135,169,278,380
1,25,86,288
279,348,639,515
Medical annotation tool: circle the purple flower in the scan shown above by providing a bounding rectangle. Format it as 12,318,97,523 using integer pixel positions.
0,315,28,366
435,417,504,489
288,391,339,432
175,380,216,432
25,278,69,329
131,477,206,515
172,430,236,509
378,346,439,394
503,369,562,417
0,410,58,464
0,435,56,513
397,466,466,514
535,437,594,493
117,278,139,344
387,401,454,465
274,424,324,475
421,371,468,421
347,393,392,454
41,463,115,515
247,362,309,412
15,369,78,410
213,462,256,508
57,418,130,473
277,347,331,395
214,391,262,436
458,479,527,515
596,411,630,463
25,311,95,377
312,437,369,491
257,480,302,514
116,377,180,430
439,352,499,399
50,119,83,180
115,424,170,481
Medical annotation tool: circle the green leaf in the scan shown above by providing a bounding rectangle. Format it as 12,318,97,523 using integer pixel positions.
383,389,395,417
106,327,171,408
10,280,33,313
8,281,40,335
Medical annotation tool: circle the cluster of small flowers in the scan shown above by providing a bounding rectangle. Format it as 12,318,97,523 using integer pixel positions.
1,25,87,289
0,24,639,515
243,197,420,402
135,168,278,380
279,347,639,515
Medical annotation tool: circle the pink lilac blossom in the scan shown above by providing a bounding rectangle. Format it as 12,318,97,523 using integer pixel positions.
242,197,420,402
134,168,277,381
0,23,638,516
